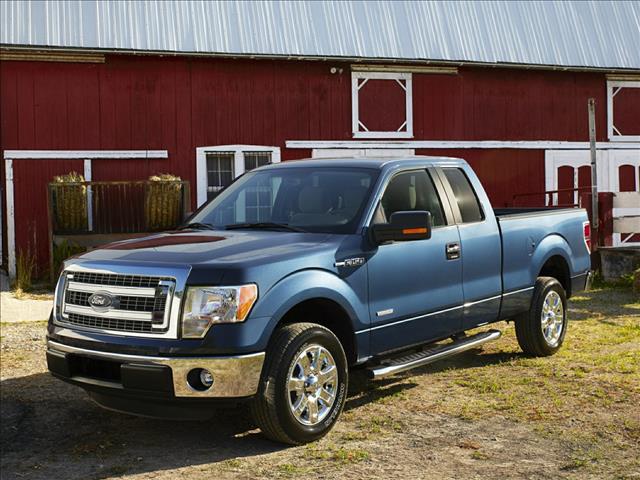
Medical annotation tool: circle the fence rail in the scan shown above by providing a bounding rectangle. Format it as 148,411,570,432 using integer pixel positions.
511,186,592,208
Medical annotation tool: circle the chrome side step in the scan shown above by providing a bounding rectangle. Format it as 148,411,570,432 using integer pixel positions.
368,329,502,379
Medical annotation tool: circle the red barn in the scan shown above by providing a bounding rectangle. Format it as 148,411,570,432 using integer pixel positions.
1,0,639,279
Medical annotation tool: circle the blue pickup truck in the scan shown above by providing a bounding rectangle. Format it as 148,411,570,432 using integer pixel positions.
47,157,592,444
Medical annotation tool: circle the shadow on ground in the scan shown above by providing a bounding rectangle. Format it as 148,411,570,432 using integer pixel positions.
567,287,638,321
1,343,522,480
1,372,281,479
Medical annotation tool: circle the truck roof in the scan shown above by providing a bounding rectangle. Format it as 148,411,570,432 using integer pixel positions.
260,156,468,171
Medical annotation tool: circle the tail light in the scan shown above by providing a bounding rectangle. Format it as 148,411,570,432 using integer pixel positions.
583,221,591,254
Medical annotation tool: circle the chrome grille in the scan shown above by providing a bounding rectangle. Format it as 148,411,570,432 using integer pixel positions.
66,313,153,333
71,272,164,288
56,270,176,337
64,290,165,312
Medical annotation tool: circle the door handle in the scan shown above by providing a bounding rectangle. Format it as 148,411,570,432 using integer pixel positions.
446,242,461,260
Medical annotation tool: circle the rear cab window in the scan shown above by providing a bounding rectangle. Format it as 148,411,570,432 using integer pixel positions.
442,168,484,223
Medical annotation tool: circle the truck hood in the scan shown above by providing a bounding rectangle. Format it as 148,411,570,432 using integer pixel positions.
68,229,349,286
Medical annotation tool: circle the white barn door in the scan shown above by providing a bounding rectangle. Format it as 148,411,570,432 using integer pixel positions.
545,149,640,246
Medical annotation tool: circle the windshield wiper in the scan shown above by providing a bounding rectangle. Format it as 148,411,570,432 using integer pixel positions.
225,222,307,233
176,222,216,231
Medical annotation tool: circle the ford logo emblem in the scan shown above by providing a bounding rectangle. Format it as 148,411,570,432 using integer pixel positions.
87,292,114,310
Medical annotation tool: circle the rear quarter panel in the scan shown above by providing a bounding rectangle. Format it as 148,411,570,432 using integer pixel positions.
498,210,591,317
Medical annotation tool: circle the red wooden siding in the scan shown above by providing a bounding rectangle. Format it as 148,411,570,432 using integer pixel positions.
358,79,407,132
618,164,637,192
415,149,545,208
12,159,85,274
0,54,619,273
613,87,640,136
412,68,607,141
557,166,575,206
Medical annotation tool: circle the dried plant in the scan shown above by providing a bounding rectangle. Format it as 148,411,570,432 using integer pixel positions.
52,171,88,232
145,173,183,230
15,248,36,292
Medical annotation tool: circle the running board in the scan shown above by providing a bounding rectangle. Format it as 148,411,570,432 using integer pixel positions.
368,329,502,379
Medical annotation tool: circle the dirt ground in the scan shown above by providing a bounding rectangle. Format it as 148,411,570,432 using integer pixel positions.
1,286,639,480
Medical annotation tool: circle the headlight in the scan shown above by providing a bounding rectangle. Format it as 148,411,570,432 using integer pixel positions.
181,284,258,338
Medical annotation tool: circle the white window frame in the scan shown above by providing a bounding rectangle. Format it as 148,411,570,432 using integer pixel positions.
607,80,640,142
195,145,281,206
351,71,413,139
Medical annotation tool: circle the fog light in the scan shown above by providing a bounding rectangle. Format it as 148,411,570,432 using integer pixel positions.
187,368,214,391
200,369,214,388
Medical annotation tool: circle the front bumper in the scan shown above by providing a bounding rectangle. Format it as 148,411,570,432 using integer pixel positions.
47,340,265,399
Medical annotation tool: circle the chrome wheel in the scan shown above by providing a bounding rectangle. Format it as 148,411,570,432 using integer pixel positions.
287,344,338,426
541,290,564,347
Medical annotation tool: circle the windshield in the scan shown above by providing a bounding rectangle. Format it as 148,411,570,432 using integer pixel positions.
190,166,379,234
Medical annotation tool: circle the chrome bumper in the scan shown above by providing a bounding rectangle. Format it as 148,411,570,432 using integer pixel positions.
47,340,265,398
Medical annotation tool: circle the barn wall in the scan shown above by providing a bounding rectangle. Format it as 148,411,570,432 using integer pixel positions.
415,149,545,208
0,54,614,274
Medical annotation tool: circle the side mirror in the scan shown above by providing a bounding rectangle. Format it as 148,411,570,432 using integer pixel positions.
371,211,432,245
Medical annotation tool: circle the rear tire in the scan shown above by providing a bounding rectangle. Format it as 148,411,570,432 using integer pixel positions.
250,323,348,445
515,277,567,357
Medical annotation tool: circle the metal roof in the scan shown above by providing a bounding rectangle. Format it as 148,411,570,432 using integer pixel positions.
2,0,639,71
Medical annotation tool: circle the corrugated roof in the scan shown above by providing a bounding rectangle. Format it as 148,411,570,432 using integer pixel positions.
2,0,639,70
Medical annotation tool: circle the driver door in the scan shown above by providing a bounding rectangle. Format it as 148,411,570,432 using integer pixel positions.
367,169,464,354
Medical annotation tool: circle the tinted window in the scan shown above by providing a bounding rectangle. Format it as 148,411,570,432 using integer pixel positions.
443,168,484,223
374,170,446,227
191,167,379,234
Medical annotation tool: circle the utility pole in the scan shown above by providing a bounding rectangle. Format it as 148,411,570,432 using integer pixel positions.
588,98,598,249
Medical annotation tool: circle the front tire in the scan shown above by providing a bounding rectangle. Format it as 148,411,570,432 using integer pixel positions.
515,277,568,357
250,323,348,445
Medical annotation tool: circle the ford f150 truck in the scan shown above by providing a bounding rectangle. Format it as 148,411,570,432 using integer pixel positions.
47,157,592,444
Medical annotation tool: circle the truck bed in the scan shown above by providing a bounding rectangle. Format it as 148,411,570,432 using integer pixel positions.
494,207,579,218
494,207,590,313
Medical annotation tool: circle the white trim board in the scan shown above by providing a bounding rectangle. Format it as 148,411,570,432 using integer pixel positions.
312,148,416,158
3,150,168,280
286,140,640,150
3,150,168,159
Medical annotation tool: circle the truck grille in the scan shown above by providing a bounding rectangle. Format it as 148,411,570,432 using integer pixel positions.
56,270,175,336
66,312,154,333
71,272,164,288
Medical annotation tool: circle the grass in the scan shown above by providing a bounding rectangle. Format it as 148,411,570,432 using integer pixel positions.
400,285,640,475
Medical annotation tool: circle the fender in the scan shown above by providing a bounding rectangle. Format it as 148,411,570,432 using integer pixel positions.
249,268,369,356
530,233,575,282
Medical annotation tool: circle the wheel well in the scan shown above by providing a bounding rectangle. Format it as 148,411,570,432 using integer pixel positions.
539,255,571,297
279,298,357,365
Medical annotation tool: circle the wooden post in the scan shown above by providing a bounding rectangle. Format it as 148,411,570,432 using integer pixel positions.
182,181,192,221
84,159,93,231
588,98,599,249
46,184,55,285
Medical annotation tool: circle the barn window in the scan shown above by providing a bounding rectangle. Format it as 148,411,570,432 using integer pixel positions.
607,80,640,142
351,71,413,139
206,152,235,200
196,145,281,206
